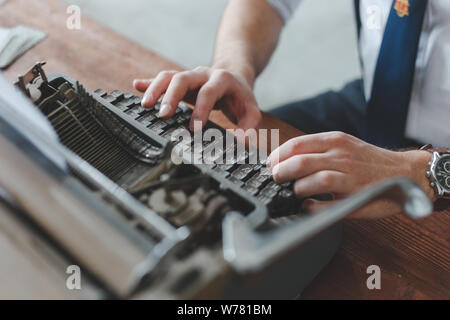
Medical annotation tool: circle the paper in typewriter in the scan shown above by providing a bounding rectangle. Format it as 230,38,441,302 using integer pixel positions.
0,73,66,169
0,25,46,69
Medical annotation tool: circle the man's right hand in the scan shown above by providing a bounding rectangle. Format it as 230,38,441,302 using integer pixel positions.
133,66,262,131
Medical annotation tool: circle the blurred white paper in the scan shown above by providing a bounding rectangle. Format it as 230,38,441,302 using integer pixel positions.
0,73,66,169
0,25,46,69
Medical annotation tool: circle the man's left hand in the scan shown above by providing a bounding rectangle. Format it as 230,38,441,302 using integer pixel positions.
267,132,435,219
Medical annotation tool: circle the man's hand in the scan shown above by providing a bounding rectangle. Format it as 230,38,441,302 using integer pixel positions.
132,0,283,132
133,67,261,131
267,132,435,219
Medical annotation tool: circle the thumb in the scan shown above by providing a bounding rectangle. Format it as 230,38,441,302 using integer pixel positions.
302,197,401,219
302,198,339,213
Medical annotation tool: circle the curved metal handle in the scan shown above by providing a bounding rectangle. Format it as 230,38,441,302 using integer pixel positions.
222,177,433,273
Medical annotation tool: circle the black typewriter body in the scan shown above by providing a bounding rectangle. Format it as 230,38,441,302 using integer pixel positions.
5,63,428,299
44,76,306,218
23,70,322,299
5,62,337,299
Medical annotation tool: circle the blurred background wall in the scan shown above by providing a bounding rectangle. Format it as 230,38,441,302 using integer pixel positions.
60,0,361,111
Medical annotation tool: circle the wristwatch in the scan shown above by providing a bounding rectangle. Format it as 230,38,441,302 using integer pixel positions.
420,145,450,199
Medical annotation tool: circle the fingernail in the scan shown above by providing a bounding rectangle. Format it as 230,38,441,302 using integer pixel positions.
272,164,279,178
142,92,153,106
159,103,171,118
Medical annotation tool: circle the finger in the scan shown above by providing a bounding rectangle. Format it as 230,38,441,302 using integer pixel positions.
236,105,262,131
160,70,209,118
142,70,178,108
271,154,337,183
190,75,227,130
221,107,238,124
133,79,152,92
293,170,348,198
267,131,351,169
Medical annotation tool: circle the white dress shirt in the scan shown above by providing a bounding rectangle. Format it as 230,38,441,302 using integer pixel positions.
267,0,450,147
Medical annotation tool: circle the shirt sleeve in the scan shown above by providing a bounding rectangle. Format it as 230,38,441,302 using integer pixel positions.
266,0,302,22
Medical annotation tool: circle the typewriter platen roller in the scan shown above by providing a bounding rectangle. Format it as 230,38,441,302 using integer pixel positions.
1,63,431,299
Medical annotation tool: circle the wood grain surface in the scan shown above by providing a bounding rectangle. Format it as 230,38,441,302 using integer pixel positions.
1,0,448,299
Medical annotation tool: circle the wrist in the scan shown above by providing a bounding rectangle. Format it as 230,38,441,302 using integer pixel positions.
402,150,437,202
211,59,256,88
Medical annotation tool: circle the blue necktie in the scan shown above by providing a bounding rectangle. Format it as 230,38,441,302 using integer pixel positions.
363,0,428,148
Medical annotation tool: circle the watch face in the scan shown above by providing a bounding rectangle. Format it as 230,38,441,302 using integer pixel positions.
435,155,450,192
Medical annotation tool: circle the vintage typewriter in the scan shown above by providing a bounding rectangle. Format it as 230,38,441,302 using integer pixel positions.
0,62,432,299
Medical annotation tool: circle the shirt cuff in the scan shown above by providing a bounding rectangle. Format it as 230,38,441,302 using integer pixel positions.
266,0,302,22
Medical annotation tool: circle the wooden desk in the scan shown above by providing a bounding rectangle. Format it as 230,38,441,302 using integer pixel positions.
1,0,449,299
